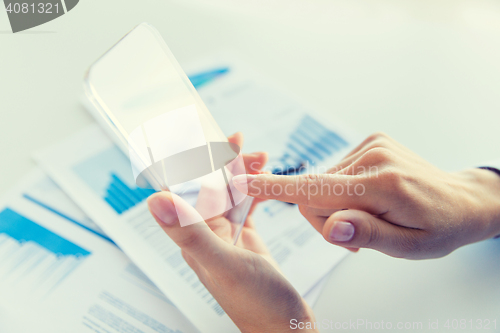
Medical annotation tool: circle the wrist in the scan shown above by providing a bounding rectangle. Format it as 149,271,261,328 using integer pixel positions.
457,168,500,240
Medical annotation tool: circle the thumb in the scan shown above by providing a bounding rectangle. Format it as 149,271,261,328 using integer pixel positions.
147,191,232,269
323,209,423,259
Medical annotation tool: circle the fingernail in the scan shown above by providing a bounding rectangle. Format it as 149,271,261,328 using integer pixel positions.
329,221,355,242
232,174,257,185
148,195,178,226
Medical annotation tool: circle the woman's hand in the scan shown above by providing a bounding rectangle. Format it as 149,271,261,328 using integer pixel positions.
232,132,500,259
148,192,316,332
147,133,317,333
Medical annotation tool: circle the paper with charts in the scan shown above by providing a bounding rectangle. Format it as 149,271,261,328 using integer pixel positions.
0,169,197,333
35,56,360,333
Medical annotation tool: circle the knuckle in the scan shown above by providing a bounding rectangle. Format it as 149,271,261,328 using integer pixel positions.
300,173,322,183
177,230,202,250
367,132,390,142
299,173,330,189
357,147,393,166
371,146,393,161
364,219,382,247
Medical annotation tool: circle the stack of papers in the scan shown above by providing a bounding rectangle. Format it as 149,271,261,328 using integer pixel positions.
0,55,360,332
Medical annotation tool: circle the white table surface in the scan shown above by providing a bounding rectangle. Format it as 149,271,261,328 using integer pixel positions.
1,0,500,331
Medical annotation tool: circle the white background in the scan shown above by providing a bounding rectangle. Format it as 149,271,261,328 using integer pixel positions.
1,0,500,331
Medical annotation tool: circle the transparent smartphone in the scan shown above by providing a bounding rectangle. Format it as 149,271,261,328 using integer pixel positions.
84,23,252,243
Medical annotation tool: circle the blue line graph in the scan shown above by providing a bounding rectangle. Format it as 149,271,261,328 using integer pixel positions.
0,208,90,257
274,115,349,173
22,193,115,245
0,208,90,295
73,146,156,215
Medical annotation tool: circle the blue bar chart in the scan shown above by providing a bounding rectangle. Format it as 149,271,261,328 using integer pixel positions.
73,146,156,215
0,208,90,296
104,173,155,214
274,115,349,174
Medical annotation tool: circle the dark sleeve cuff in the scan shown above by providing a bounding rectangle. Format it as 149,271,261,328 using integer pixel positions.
478,166,500,178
